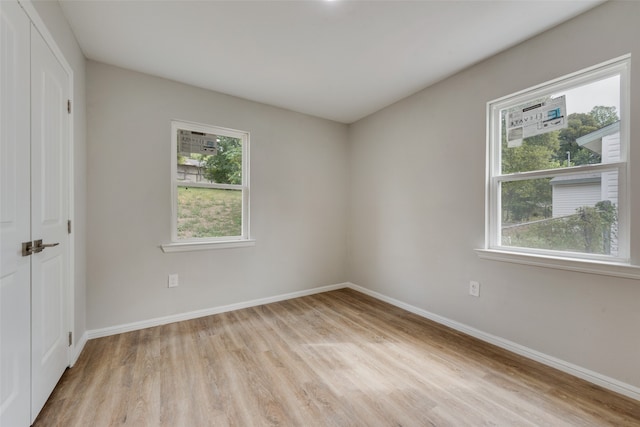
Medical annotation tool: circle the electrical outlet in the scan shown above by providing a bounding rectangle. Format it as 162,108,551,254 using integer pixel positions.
469,281,480,297
168,274,179,288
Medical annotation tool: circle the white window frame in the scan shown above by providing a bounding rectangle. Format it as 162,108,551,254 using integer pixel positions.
481,55,636,274
161,120,253,253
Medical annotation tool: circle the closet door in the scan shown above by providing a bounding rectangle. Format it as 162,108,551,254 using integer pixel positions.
0,2,32,426
1,2,70,424
30,23,70,422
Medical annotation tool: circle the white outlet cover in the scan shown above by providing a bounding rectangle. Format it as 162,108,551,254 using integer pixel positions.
469,281,480,297
168,274,179,288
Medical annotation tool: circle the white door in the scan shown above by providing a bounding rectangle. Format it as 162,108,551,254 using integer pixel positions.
0,2,70,424
30,23,70,422
0,2,32,426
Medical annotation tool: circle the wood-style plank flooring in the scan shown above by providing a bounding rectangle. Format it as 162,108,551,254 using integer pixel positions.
34,289,640,426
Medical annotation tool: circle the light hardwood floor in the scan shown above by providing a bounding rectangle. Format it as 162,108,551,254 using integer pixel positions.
34,289,640,426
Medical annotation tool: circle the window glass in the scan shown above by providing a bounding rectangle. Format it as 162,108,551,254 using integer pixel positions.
172,122,249,242
488,57,628,261
177,187,242,239
500,176,618,255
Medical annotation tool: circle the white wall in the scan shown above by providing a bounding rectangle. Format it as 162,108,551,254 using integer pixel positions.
348,0,640,390
30,0,87,357
86,61,349,330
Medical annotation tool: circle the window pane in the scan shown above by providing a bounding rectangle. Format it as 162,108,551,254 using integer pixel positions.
177,129,242,185
501,75,621,174
177,153,212,184
501,173,618,255
202,136,242,185
177,187,242,239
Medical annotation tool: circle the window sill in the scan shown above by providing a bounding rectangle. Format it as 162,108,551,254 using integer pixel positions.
161,239,256,253
475,249,640,280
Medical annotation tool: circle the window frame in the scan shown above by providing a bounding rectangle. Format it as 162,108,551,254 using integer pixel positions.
161,119,253,253
485,55,631,264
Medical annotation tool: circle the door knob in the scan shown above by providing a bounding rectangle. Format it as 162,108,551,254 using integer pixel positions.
33,239,59,253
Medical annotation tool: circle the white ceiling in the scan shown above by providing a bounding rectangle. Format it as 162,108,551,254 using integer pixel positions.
59,0,604,124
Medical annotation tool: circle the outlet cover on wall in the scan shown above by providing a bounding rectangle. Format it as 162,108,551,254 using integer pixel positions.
168,274,179,288
469,281,480,297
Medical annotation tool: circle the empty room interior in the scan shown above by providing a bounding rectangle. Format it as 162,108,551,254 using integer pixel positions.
2,0,640,425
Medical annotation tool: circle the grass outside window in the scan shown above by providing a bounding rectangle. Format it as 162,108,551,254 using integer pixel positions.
177,187,241,239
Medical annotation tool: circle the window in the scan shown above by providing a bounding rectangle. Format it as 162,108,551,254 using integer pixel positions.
486,56,630,263
163,120,251,252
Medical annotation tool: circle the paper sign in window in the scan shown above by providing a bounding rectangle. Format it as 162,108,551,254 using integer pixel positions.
506,96,567,147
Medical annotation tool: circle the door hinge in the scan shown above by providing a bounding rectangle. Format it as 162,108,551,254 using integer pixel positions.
68,332,73,346
67,99,71,114
67,219,72,234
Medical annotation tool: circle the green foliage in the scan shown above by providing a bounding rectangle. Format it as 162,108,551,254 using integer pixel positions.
571,200,617,253
204,136,242,185
590,105,619,127
502,132,561,174
501,132,559,223
502,201,617,254
556,106,619,166
557,113,598,165
502,179,552,223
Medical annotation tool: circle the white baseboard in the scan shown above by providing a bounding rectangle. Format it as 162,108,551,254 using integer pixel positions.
69,330,88,367
86,282,348,340
346,282,640,402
